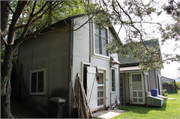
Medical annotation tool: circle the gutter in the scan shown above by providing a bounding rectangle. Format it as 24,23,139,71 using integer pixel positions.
68,18,74,118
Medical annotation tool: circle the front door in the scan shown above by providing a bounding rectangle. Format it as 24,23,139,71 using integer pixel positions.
129,73,145,104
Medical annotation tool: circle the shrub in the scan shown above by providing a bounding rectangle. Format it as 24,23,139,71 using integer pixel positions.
163,89,168,96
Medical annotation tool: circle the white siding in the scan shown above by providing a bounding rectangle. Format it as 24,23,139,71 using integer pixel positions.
72,16,120,109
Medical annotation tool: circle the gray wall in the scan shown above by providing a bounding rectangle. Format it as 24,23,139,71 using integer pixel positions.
18,25,70,114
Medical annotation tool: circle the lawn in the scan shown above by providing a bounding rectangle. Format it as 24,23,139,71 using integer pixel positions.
113,91,180,119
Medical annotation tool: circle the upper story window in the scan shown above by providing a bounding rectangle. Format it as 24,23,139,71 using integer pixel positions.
95,25,108,56
30,68,46,95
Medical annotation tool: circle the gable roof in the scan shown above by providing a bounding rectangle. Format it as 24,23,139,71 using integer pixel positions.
38,13,122,44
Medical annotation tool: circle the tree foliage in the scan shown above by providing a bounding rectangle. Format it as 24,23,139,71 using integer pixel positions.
0,1,88,118
83,0,180,70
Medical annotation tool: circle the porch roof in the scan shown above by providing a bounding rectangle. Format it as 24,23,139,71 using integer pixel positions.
120,66,141,72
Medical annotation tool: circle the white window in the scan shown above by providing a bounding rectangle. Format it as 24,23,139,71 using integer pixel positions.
95,25,108,56
111,69,115,91
30,68,46,95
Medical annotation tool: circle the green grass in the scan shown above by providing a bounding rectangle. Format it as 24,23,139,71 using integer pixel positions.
113,91,180,119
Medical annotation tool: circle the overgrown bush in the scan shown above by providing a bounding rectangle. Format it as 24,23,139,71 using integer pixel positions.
176,82,180,90
163,89,168,96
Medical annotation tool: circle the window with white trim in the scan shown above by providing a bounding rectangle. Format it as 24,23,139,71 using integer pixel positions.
30,68,46,95
95,25,108,56
111,69,115,91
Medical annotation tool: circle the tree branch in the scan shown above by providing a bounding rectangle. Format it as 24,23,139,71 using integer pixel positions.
7,1,27,45
0,30,8,46
15,1,64,31
13,2,54,49
32,1,50,17
20,1,37,38
6,2,14,14
69,11,102,31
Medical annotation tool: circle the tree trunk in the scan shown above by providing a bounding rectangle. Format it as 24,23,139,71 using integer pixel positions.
1,1,10,52
1,45,14,118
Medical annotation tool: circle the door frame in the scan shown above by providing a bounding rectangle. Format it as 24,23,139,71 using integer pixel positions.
129,72,145,104
81,62,90,95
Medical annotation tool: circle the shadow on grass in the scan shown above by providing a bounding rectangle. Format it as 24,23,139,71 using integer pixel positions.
119,101,167,115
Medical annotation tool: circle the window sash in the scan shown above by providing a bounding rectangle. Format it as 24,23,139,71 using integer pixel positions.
95,25,108,56
30,69,46,95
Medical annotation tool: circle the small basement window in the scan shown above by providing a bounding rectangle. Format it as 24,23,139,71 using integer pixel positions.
30,68,46,95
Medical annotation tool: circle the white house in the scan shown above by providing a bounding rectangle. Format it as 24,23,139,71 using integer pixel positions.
18,14,121,117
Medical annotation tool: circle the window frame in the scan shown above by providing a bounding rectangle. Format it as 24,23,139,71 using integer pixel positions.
30,68,46,95
92,23,110,59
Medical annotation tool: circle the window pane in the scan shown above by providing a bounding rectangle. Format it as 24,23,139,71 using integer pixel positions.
95,35,101,54
102,38,107,48
98,73,103,84
98,91,103,98
38,71,44,92
98,99,103,106
101,29,107,38
102,38,108,56
95,35,100,47
95,47,100,54
31,72,37,92
102,50,108,56
112,69,115,91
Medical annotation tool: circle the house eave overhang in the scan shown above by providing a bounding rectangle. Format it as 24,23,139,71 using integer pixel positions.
110,56,120,65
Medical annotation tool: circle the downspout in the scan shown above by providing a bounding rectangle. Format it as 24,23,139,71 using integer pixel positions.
68,18,74,118
89,15,91,63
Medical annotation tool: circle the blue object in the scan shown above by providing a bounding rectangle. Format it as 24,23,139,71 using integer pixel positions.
151,89,158,96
